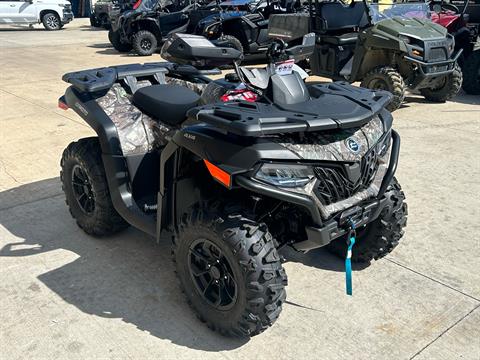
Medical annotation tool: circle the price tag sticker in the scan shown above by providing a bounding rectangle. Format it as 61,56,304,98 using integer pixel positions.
275,59,295,75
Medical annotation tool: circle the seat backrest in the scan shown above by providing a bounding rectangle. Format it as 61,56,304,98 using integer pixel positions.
316,1,368,32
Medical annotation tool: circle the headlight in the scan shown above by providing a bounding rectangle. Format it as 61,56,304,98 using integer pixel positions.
254,163,315,188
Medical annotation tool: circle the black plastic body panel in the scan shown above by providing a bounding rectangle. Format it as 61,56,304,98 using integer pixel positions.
188,82,391,136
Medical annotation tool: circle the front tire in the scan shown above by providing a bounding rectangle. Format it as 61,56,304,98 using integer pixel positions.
108,29,132,53
461,51,480,95
326,178,408,263
42,12,61,31
132,30,158,56
420,64,463,102
174,202,287,337
361,67,405,112
60,138,129,236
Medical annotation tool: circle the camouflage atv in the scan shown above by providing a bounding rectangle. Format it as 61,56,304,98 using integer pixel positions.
270,0,463,111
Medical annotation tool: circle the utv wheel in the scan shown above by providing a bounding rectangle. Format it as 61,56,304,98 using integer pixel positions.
61,138,129,236
199,81,228,104
174,202,287,337
420,64,463,102
218,35,244,53
42,12,61,31
132,30,158,56
461,51,480,95
361,67,405,112
108,29,132,53
326,178,408,263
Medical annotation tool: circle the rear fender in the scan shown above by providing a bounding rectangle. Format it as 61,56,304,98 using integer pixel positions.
63,86,156,236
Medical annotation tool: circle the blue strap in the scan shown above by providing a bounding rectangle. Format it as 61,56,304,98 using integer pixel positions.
345,235,356,296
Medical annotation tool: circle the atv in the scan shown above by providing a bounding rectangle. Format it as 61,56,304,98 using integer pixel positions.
59,33,407,336
270,0,463,111
199,0,300,55
431,0,480,94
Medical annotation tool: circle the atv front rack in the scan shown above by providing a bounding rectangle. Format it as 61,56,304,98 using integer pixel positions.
189,82,392,136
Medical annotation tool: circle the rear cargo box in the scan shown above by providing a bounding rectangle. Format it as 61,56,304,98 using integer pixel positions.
268,13,311,41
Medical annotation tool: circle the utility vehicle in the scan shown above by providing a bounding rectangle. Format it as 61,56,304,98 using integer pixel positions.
109,0,252,56
59,33,407,336
431,0,480,94
270,0,463,111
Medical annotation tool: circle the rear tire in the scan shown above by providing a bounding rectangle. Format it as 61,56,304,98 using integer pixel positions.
132,30,158,56
42,12,61,31
60,138,129,236
174,201,287,337
461,51,480,95
108,29,132,53
326,178,408,263
361,67,405,112
420,64,463,102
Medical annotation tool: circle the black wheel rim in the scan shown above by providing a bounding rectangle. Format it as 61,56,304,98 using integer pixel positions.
140,39,152,51
71,164,95,215
188,239,238,310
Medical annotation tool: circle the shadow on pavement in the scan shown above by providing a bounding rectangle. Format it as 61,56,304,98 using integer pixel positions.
0,178,362,349
0,178,247,351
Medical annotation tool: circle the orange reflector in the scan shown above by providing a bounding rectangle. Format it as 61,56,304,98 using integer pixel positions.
412,49,422,56
204,160,231,188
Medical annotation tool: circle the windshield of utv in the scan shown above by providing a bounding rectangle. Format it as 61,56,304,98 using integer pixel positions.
367,0,430,23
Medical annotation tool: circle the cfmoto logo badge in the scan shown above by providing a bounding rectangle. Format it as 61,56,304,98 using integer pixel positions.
346,138,361,153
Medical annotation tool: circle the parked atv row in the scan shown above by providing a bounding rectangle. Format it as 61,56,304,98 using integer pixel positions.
59,32,407,337
108,0,301,56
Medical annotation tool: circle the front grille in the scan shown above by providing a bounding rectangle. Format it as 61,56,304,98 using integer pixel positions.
428,48,447,62
313,147,379,205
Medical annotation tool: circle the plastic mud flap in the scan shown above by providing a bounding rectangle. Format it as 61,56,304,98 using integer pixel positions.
295,201,382,252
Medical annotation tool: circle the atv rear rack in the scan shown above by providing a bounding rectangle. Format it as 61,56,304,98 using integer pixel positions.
62,62,222,93
189,82,392,136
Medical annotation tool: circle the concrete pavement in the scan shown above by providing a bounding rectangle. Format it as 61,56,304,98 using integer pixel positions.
1,19,479,360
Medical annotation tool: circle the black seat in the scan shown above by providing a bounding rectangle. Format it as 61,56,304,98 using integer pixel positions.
132,84,200,126
321,33,358,46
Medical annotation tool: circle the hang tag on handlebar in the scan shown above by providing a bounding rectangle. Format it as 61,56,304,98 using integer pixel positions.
275,59,295,76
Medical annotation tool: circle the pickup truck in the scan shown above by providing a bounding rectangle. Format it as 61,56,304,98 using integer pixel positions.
0,0,73,30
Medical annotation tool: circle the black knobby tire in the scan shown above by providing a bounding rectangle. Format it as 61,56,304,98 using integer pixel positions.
360,67,405,112
90,14,100,27
42,12,61,31
132,30,158,56
420,64,463,102
199,81,228,105
173,201,287,337
60,138,129,236
326,178,408,263
218,34,244,53
461,51,480,95
108,29,132,52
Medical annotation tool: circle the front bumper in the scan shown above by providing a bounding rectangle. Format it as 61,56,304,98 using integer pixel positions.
62,11,74,24
405,49,463,89
236,130,401,252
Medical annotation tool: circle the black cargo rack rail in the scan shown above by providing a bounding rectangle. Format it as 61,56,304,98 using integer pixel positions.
62,62,222,93
189,82,392,136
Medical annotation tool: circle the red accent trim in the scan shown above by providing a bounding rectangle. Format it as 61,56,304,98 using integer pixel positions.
133,0,142,9
204,160,231,188
58,100,69,110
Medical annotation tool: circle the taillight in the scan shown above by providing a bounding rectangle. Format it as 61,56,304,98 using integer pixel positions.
58,99,69,110
133,0,142,9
